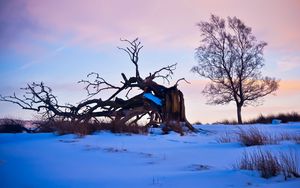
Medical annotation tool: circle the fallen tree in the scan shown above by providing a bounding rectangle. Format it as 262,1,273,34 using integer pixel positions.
0,38,196,134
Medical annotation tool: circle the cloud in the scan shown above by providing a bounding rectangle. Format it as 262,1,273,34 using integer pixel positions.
1,0,300,55
21,45,67,69
277,79,300,95
276,56,300,72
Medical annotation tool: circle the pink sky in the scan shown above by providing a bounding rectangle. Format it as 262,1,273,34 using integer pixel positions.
3,0,300,51
0,0,300,123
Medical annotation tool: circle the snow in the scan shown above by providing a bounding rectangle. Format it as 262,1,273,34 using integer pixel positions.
272,119,282,124
1,123,300,188
143,93,162,106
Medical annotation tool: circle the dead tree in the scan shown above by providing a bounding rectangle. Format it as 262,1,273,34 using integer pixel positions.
0,38,196,134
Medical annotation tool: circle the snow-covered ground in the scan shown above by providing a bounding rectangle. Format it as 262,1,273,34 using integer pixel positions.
1,124,300,188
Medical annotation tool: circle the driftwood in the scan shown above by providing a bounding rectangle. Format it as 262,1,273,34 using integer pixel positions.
0,38,196,134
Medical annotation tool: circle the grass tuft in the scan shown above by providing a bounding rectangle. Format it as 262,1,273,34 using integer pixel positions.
280,132,300,144
236,149,300,179
236,126,277,146
279,150,300,180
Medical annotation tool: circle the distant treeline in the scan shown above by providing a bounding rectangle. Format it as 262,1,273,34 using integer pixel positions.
216,112,300,125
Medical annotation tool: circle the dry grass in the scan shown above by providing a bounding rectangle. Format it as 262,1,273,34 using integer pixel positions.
45,121,100,136
237,149,280,178
218,112,300,125
236,149,300,179
215,119,238,125
0,119,28,133
36,120,149,136
108,121,148,135
245,112,300,124
217,127,299,145
279,150,300,180
216,131,235,143
0,118,149,136
236,126,277,146
280,132,300,144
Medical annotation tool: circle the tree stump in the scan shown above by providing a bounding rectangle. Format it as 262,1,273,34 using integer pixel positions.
161,86,196,135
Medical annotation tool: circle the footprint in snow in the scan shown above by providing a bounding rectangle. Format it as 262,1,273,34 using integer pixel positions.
186,164,212,171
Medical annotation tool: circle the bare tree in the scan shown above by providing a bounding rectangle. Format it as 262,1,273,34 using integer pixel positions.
1,38,196,134
191,15,279,124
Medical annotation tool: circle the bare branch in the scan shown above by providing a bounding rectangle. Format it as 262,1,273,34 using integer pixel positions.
78,72,120,97
118,38,143,78
175,78,191,86
147,63,177,84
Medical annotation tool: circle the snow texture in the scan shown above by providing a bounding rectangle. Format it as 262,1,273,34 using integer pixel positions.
143,93,162,106
0,123,300,188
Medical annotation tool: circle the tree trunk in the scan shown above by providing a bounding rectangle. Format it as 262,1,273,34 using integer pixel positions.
236,104,243,124
162,86,195,134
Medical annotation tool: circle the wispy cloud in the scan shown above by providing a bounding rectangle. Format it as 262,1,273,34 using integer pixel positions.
21,45,66,69
1,0,300,53
276,56,300,72
277,79,300,95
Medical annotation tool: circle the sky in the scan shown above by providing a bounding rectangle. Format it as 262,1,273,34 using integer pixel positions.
0,0,300,123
